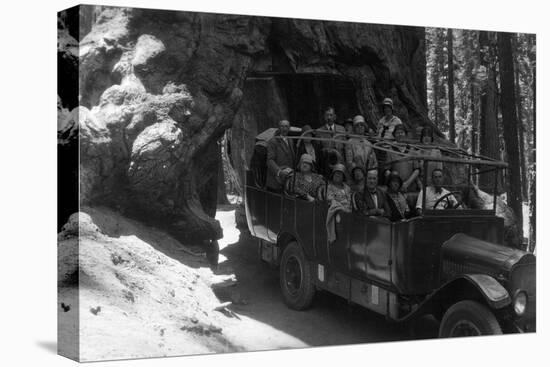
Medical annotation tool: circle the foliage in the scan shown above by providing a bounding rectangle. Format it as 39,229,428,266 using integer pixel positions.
426,28,536,248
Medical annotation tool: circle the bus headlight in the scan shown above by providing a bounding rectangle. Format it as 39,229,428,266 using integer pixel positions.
513,291,527,316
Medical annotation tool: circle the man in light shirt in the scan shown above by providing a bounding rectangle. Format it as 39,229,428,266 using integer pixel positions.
416,168,460,214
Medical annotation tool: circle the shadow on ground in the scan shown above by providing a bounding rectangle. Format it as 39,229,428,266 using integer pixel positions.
215,225,439,348
36,341,57,354
81,206,213,270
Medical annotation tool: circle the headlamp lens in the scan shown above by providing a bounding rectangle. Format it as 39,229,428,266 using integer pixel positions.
513,291,527,316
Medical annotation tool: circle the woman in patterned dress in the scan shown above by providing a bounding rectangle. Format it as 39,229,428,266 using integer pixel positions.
289,154,324,201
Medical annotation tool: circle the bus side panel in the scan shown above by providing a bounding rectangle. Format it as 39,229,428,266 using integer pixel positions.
329,212,351,272
364,218,393,287
391,219,438,295
313,201,329,265
348,213,368,278
245,186,268,241
293,199,316,259
265,192,282,243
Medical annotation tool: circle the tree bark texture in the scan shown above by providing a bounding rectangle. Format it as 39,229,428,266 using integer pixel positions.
478,32,502,193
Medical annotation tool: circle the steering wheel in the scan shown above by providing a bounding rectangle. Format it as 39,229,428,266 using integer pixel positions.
432,191,463,210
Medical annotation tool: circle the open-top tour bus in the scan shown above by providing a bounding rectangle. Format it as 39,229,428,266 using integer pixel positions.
244,127,535,337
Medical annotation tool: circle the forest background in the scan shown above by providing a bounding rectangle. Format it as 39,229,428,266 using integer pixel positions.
425,29,536,250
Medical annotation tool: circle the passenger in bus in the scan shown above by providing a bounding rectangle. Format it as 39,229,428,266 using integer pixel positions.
355,168,391,217
416,168,460,214
345,115,378,174
289,154,324,202
349,166,366,195
326,164,352,211
326,164,352,243
383,124,421,194
296,125,321,172
344,118,354,134
266,119,295,192
416,126,443,186
377,98,403,140
385,172,412,220
316,106,346,176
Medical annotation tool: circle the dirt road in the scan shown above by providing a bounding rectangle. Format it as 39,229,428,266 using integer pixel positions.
214,207,439,350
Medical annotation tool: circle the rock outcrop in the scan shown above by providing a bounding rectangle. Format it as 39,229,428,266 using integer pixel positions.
57,207,239,361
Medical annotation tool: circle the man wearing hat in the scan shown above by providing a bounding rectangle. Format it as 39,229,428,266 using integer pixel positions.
345,115,378,174
377,98,403,140
266,119,295,191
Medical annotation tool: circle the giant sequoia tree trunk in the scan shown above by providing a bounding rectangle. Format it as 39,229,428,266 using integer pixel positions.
513,35,528,201
497,32,524,245
478,32,502,193
447,29,456,143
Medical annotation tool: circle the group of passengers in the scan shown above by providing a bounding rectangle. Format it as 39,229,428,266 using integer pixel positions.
265,97,460,225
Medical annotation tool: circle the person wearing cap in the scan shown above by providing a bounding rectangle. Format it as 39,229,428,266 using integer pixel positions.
296,124,321,173
377,98,403,140
266,119,295,191
354,168,391,217
288,153,324,201
383,124,421,194
345,115,378,174
385,171,412,220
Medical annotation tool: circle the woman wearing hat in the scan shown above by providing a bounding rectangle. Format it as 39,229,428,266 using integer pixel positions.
349,166,366,195
326,163,352,212
325,163,352,243
289,153,324,202
385,171,411,220
377,98,403,140
345,115,378,175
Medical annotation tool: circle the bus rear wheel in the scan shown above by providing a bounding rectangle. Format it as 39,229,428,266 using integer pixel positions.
280,241,315,310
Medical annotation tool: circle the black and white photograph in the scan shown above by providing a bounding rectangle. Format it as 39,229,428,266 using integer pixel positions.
52,0,541,364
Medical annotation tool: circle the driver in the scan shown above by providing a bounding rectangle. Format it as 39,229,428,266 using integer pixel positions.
415,168,460,214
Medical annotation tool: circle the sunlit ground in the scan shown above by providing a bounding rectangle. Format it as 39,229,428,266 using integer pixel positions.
215,195,241,265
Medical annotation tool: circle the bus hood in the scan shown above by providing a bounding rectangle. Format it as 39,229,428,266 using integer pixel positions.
440,233,535,283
